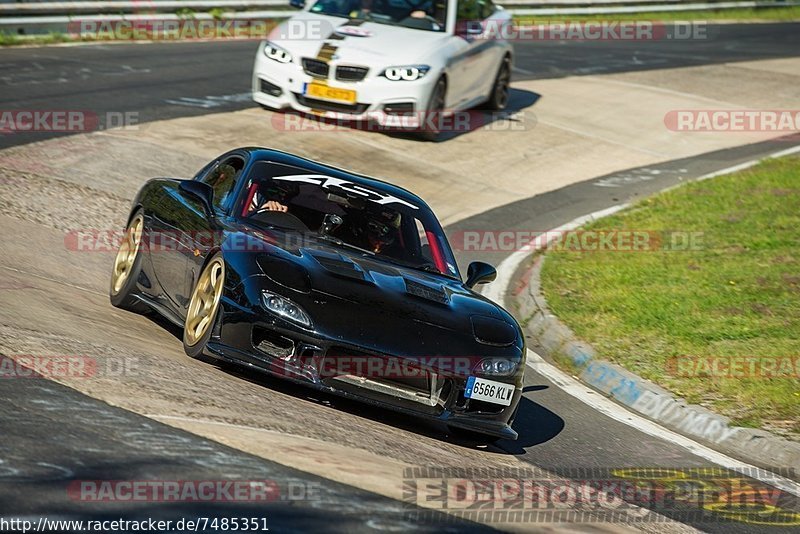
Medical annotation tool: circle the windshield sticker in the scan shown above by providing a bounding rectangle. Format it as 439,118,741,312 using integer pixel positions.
335,26,373,38
273,174,419,210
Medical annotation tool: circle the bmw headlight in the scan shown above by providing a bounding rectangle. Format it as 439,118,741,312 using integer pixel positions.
474,358,517,377
263,42,292,64
262,291,311,327
381,65,430,81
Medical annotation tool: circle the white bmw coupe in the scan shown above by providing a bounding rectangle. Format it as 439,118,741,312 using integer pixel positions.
252,0,513,137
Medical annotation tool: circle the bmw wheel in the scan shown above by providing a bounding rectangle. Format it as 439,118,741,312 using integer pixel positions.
419,77,447,142
484,57,511,111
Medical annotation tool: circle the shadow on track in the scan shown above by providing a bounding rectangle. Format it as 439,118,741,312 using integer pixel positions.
267,87,541,144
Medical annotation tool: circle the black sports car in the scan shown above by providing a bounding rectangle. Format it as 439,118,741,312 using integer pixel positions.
110,148,525,440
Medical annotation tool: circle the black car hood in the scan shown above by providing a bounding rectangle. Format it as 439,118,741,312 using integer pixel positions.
240,229,521,357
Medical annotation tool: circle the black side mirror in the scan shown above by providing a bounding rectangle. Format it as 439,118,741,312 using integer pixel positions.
179,180,215,216
465,261,497,289
289,0,305,8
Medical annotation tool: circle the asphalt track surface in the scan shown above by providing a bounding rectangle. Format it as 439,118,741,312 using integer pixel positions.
0,359,489,532
1,22,799,149
1,22,799,532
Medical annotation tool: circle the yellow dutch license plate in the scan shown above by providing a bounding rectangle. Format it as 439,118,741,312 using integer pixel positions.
304,82,357,104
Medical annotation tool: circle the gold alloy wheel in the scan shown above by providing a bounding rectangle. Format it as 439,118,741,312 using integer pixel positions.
111,214,144,295
184,257,225,347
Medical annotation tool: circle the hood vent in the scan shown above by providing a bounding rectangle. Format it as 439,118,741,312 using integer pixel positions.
313,254,366,281
404,278,448,304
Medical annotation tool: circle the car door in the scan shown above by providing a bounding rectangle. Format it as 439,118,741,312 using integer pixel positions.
181,154,247,315
450,0,505,107
145,183,197,313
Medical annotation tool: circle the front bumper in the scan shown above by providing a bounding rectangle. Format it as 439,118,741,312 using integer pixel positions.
207,295,522,441
252,45,438,129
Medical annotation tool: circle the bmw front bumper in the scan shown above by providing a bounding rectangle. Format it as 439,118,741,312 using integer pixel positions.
252,42,439,129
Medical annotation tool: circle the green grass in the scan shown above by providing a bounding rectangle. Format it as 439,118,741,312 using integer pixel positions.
0,32,69,46
540,155,800,438
515,6,800,23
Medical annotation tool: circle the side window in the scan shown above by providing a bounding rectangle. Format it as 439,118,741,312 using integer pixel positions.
480,0,495,18
456,0,493,21
456,0,480,22
200,156,245,214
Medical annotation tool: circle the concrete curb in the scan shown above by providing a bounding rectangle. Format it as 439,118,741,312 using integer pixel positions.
512,251,800,470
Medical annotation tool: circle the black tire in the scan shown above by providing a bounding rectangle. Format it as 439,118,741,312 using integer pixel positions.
418,77,447,142
483,57,511,111
109,210,148,313
183,253,226,359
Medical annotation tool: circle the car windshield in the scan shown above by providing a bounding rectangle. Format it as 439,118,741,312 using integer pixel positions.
238,161,460,278
309,0,448,32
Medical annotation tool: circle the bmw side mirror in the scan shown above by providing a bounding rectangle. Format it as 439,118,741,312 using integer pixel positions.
289,0,305,8
179,180,215,216
465,261,497,289
456,21,484,38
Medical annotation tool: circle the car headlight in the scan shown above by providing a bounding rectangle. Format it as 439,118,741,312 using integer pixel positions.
263,42,292,64
381,65,430,81
474,358,517,377
262,291,311,327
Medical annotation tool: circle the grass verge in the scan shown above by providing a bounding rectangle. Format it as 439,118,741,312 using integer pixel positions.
540,155,800,439
0,32,69,46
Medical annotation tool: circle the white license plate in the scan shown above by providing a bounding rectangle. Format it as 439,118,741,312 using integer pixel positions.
465,376,514,406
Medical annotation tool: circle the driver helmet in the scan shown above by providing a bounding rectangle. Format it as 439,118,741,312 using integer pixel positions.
365,209,401,253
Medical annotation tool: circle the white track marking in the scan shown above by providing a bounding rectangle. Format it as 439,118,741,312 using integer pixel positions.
482,145,800,498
